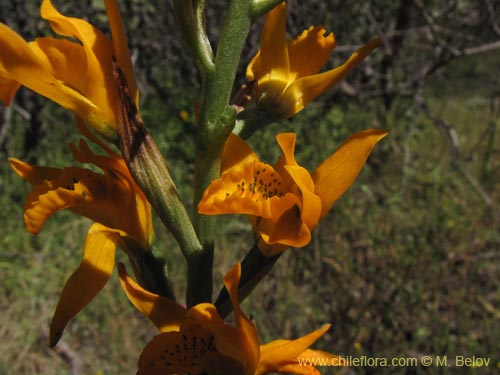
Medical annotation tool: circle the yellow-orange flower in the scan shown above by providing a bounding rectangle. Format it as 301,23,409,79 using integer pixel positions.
199,130,387,255
119,263,339,375
9,119,152,346
0,0,137,141
246,2,379,119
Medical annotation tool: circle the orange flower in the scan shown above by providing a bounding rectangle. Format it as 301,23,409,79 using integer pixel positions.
9,119,152,346
0,0,137,141
246,2,379,119
119,263,339,375
199,130,387,255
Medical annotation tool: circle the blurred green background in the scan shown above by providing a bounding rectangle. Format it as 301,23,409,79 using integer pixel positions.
1,0,499,374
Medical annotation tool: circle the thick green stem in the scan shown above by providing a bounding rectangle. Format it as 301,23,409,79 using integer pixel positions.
188,0,255,306
174,0,280,307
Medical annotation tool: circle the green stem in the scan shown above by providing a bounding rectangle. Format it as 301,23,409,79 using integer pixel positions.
199,1,252,125
215,244,281,318
250,0,284,21
126,244,175,300
233,107,281,139
172,0,214,77
188,0,256,306
174,0,281,307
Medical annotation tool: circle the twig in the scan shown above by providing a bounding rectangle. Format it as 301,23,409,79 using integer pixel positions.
39,327,84,375
53,341,84,375
0,106,12,149
463,40,500,55
415,94,495,208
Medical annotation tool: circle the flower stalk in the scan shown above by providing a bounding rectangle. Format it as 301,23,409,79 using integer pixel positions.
215,245,282,318
250,0,285,20
125,243,175,300
174,0,272,305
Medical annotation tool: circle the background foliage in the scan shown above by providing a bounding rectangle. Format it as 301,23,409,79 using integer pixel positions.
1,0,499,374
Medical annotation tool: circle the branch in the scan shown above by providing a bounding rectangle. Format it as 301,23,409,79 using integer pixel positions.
415,94,495,208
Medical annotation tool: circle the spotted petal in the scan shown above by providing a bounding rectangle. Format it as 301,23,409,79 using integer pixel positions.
140,265,261,375
137,306,244,375
199,159,299,219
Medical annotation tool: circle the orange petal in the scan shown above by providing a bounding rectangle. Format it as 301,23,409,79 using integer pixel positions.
0,69,20,105
117,263,185,332
258,207,311,249
275,133,321,234
218,264,260,375
257,324,331,375
29,37,87,98
49,223,120,346
221,133,259,173
17,163,118,234
198,159,297,219
285,38,380,117
12,148,151,246
21,166,102,234
223,264,258,338
9,157,62,185
0,23,86,113
288,26,336,79
275,133,298,167
247,2,289,83
41,0,117,135
184,303,226,331
312,129,388,219
283,165,321,230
